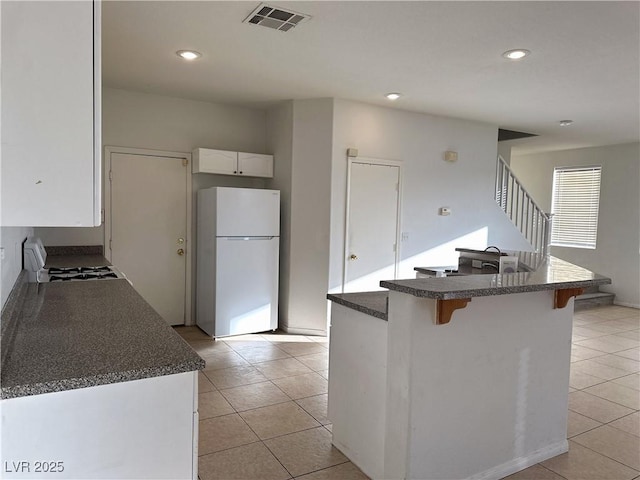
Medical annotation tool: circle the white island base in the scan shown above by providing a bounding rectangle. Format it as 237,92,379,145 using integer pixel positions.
328,290,573,480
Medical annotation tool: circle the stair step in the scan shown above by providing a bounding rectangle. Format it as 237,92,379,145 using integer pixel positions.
582,285,602,295
575,292,615,311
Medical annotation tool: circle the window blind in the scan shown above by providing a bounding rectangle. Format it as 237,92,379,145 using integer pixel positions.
550,166,602,249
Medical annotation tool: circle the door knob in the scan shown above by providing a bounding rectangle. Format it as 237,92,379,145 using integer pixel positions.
350,254,358,260
177,248,185,256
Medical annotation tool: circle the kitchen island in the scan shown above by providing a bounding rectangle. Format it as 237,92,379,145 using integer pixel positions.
1,270,204,479
327,255,610,480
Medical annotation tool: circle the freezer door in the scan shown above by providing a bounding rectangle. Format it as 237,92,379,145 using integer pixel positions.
215,187,280,237
214,237,279,337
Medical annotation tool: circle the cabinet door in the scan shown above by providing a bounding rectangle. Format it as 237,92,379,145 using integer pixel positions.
192,149,238,175
0,1,101,226
238,152,274,178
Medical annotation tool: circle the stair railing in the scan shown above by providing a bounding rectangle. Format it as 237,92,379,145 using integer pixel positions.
495,155,552,255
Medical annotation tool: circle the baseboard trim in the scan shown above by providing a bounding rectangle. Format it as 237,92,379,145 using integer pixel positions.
281,325,327,336
613,301,640,309
466,440,568,480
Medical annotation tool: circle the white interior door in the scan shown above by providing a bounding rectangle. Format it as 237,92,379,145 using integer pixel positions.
108,152,188,325
345,161,401,292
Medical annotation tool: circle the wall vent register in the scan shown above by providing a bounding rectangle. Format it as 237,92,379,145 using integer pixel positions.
243,3,310,32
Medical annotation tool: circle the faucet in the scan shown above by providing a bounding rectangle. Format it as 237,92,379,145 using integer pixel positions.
484,246,502,255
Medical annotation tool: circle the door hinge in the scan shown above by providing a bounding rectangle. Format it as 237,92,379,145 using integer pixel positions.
109,170,113,181
395,183,399,192
109,239,112,251
182,158,188,167
393,243,397,252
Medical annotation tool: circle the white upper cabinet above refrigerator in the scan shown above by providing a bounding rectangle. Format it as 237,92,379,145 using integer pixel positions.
238,152,274,178
192,148,273,178
0,0,101,227
192,149,238,176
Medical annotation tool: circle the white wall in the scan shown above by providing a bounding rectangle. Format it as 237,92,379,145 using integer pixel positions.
35,87,268,246
511,143,640,307
285,99,334,334
329,100,531,293
266,101,294,328
266,99,335,335
0,227,33,308
270,98,531,335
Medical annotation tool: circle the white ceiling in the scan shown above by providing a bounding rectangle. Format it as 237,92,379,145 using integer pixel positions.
102,1,640,155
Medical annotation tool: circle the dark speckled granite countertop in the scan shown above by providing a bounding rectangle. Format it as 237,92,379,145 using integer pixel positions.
328,255,611,318
327,292,388,320
382,256,610,300
1,278,204,399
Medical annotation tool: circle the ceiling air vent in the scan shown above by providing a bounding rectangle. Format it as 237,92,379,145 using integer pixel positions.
243,4,310,32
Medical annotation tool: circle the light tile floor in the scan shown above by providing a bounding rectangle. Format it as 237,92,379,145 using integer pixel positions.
176,305,639,480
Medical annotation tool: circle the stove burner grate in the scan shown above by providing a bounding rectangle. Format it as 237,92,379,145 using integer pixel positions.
49,272,119,282
48,267,81,275
79,266,112,273
49,275,73,282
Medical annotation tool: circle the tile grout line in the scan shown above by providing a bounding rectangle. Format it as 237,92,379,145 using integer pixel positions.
537,462,570,480
570,387,640,412
567,438,640,474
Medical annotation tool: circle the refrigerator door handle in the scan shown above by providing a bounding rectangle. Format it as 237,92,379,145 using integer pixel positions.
222,236,276,241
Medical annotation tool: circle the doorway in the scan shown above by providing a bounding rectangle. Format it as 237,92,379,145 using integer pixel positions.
104,147,191,326
344,157,402,292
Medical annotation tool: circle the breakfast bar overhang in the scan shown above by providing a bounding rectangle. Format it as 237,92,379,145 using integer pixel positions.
327,255,611,480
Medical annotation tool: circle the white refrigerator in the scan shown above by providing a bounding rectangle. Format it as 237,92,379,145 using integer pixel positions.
196,187,280,338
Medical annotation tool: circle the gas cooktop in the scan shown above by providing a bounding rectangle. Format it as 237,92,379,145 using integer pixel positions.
23,237,126,283
46,266,123,282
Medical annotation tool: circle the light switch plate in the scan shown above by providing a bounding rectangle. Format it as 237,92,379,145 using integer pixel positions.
444,151,458,162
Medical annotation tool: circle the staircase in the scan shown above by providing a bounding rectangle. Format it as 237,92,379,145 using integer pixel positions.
495,155,551,254
574,285,615,310
494,155,614,309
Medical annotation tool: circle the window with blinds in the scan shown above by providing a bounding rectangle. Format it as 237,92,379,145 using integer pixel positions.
550,165,602,249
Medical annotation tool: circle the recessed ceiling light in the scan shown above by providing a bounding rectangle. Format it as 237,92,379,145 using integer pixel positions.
502,49,530,60
559,120,574,127
176,50,202,61
385,93,401,100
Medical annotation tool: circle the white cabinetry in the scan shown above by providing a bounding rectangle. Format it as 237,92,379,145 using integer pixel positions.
1,372,198,480
0,1,101,227
238,152,274,177
192,149,238,175
192,148,273,178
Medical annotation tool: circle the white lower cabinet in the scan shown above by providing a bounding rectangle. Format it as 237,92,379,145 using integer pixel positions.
0,372,198,480
192,148,273,178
